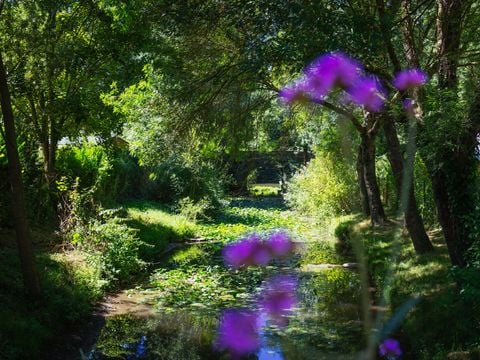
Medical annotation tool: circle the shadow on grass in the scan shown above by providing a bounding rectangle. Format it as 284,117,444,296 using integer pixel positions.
342,216,480,358
0,247,102,360
121,200,197,261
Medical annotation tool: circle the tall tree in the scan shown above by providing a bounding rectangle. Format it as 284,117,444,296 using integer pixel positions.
0,0,145,187
0,51,41,298
374,0,433,253
399,0,478,266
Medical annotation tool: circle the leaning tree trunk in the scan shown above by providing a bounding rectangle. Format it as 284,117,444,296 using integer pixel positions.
383,116,433,253
419,0,475,266
0,52,41,298
360,132,386,226
356,144,370,217
397,0,474,265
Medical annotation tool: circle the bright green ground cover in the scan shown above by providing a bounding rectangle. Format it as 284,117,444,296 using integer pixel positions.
4,197,427,360
93,198,364,359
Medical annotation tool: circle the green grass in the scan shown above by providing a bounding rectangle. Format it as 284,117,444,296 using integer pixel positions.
248,183,280,197
0,247,104,360
123,200,197,260
196,197,314,243
339,217,480,359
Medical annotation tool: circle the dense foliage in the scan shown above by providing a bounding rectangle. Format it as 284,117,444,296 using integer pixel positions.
286,152,359,220
1,0,480,359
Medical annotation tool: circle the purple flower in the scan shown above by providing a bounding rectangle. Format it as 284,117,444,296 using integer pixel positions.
393,69,427,91
347,76,386,112
266,231,294,258
305,52,363,94
216,309,260,356
222,234,272,268
379,338,402,358
222,236,257,268
260,275,298,325
278,80,310,105
251,239,273,266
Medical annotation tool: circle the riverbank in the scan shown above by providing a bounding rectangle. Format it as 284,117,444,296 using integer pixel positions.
0,200,199,360
86,198,364,359
6,196,469,359
339,218,480,359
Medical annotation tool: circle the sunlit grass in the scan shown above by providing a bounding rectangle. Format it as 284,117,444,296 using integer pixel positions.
342,216,479,358
122,200,197,260
249,183,280,197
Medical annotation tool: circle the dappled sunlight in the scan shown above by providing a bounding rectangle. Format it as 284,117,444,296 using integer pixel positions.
2,1,480,358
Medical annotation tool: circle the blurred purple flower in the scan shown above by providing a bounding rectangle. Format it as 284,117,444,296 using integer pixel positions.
278,80,310,105
266,231,294,258
379,338,402,358
260,275,298,325
222,235,257,268
216,309,260,356
280,52,363,105
222,234,272,268
393,69,427,91
305,52,362,95
347,76,386,112
251,240,273,266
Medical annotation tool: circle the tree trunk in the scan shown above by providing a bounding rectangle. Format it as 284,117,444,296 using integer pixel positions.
356,144,370,217
360,132,386,226
0,52,41,298
430,171,467,266
41,129,58,186
383,117,433,253
419,0,475,266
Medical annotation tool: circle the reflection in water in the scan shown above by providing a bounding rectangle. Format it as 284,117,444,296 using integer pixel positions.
257,313,284,360
89,267,363,359
257,345,284,360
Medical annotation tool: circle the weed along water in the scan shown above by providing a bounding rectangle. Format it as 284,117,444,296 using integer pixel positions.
86,197,363,359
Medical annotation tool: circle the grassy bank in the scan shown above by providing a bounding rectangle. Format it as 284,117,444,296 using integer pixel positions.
91,199,366,359
0,244,104,359
336,217,480,359
0,202,198,360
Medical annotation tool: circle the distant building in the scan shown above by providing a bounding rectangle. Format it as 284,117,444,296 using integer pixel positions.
57,135,129,150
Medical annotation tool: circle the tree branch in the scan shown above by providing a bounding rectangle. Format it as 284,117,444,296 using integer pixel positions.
321,100,365,133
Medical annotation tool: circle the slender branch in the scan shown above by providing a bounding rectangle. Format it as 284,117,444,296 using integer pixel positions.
375,0,402,72
321,100,365,133
369,115,383,135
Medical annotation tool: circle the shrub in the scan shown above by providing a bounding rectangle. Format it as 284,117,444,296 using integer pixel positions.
285,152,358,220
177,197,212,221
334,220,355,257
56,143,142,204
148,155,228,209
82,217,146,283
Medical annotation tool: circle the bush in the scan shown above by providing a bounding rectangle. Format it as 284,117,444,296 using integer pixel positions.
148,155,228,210
285,152,358,220
56,143,142,204
177,197,212,221
80,217,146,284
334,220,356,257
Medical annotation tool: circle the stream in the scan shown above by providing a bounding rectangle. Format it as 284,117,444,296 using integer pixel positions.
82,198,364,359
